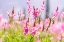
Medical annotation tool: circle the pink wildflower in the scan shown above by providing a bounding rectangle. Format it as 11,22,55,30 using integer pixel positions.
36,21,43,31
6,7,15,18
41,1,45,11
53,7,59,18
27,0,30,5
44,18,50,28
29,27,38,35
24,22,28,34
33,6,39,19
28,5,32,14
60,12,64,19
50,22,64,34
6,12,15,18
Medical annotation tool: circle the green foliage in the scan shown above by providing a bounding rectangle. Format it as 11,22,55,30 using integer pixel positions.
0,22,53,42
40,32,52,42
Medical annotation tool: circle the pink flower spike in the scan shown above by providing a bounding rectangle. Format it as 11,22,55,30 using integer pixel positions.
12,7,14,15
27,0,30,5
33,6,39,19
41,1,45,11
43,1,44,5
53,6,59,18
44,18,50,29
39,21,43,31
24,22,28,34
36,8,39,14
56,6,58,12
28,6,32,14
60,12,64,19
6,11,15,18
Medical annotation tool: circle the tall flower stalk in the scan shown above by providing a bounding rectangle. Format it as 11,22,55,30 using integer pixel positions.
6,7,15,23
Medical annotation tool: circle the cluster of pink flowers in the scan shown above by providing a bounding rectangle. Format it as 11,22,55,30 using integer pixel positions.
27,0,45,19
6,7,15,19
0,0,64,42
27,0,32,14
49,22,64,40
23,19,43,36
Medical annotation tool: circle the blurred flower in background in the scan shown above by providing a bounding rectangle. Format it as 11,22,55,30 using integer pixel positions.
0,0,64,19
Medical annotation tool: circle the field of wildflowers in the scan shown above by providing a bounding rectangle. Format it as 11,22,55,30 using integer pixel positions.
0,0,64,42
